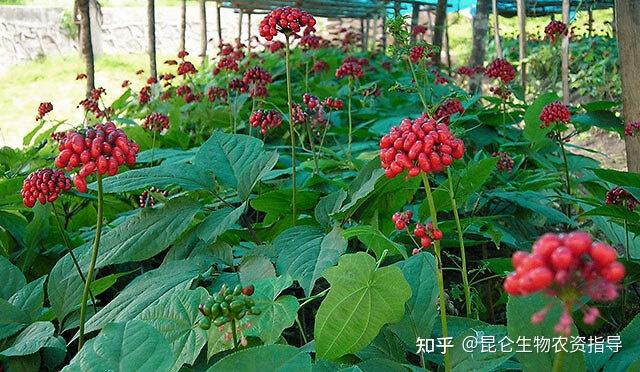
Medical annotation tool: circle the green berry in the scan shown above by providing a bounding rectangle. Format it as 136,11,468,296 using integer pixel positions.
199,317,211,330
213,315,230,327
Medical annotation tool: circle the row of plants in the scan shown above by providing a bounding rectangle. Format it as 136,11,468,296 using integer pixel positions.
1,9,639,371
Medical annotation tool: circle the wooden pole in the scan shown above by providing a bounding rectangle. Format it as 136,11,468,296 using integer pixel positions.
492,0,502,58
411,3,420,44
365,18,370,52
444,15,451,72
516,0,526,92
433,0,447,66
78,0,95,97
199,0,207,64
179,0,186,52
147,0,157,79
238,9,243,44
469,0,490,92
216,2,222,47
360,18,366,52
561,0,570,104
615,0,640,172
247,11,252,51
588,8,593,38
381,11,387,51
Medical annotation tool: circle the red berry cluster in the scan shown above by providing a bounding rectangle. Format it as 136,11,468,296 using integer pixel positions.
624,121,640,137
504,232,624,334
142,112,170,133
433,98,464,125
147,76,158,85
432,70,448,85
50,131,66,142
259,7,316,40
139,85,151,105
457,66,484,77
214,57,239,75
79,88,111,118
392,210,442,254
605,186,639,211
207,87,228,102
335,61,363,79
139,187,169,208
176,85,200,103
539,101,571,128
391,210,413,230
300,34,322,50
291,103,307,125
269,41,285,53
54,122,139,192
323,97,344,110
177,61,197,76
243,67,272,85
409,46,425,63
249,85,268,98
228,78,248,93
312,60,329,73
36,102,53,121
493,151,514,172
379,116,464,179
412,25,427,35
544,20,568,44
162,73,175,82
303,93,320,109
21,168,71,208
249,110,283,136
489,86,512,100
484,58,516,84
178,50,188,58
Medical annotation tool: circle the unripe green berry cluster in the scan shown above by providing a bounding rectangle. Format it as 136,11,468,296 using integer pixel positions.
198,284,259,330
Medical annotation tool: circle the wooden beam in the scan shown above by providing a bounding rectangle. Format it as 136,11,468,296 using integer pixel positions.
561,0,569,104
516,0,526,92
179,0,186,52
238,9,243,44
216,1,222,47
247,11,252,51
199,0,207,64
492,0,502,58
148,0,157,79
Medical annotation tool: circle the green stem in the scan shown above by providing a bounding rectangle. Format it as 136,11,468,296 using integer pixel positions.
305,59,309,93
230,318,239,352
284,35,297,224
408,57,428,110
295,315,309,344
447,168,471,317
552,349,565,372
78,174,103,351
52,202,96,313
557,130,572,220
624,219,630,259
347,79,353,157
421,173,450,371
150,130,156,165
304,120,320,174
250,98,256,137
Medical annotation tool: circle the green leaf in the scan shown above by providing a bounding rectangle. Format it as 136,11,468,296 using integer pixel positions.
9,276,46,320
0,256,25,300
334,160,385,219
0,321,61,357
251,190,320,215
92,164,215,193
0,299,29,340
389,253,439,348
592,168,640,188
507,294,585,371
63,320,172,371
314,252,412,360
581,205,639,222
78,258,211,337
194,131,278,200
343,225,407,259
0,210,27,248
195,203,247,243
490,191,574,226
244,275,299,344
572,111,622,134
24,203,50,249
207,344,312,372
356,327,406,363
423,157,499,213
449,325,513,372
239,255,276,284
315,190,348,228
137,288,209,371
48,197,200,321
523,92,561,145
274,226,348,296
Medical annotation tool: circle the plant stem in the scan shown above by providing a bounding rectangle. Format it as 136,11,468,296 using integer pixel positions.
447,168,471,317
295,315,309,344
421,173,450,372
78,174,103,351
230,318,239,352
552,349,565,372
624,219,630,259
557,130,572,220
284,34,297,224
233,91,239,134
150,130,156,165
304,120,320,174
347,79,353,157
408,58,428,110
52,202,96,313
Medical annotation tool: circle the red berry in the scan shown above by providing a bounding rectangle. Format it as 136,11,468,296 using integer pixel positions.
550,246,573,270
242,285,255,296
600,262,625,283
590,242,617,267
564,231,592,256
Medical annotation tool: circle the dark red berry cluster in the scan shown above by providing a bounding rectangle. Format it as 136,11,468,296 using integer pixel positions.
544,20,568,44
489,86,511,100
291,103,307,125
269,41,285,53
228,78,249,93
36,102,53,121
432,70,448,85
242,67,272,85
312,60,329,73
484,58,516,84
138,187,169,208
300,34,322,50
605,186,639,211
162,73,175,82
21,168,71,207
303,93,320,109
391,210,413,230
412,25,427,35
249,110,283,135
207,87,228,102
177,50,188,58
50,131,66,142
323,97,344,110
177,60,197,76
504,232,624,334
379,116,464,179
392,210,442,254
457,66,484,77
79,88,111,118
259,7,316,40
214,57,239,75
493,151,514,172
176,85,200,103
142,113,170,133
147,76,158,85
624,121,640,137
54,122,139,192
539,101,570,128
139,86,151,105
433,98,464,125
335,61,363,79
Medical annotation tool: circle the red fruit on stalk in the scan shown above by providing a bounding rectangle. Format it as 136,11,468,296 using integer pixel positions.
539,101,571,128
258,7,316,41
484,58,516,84
590,242,617,267
21,168,71,207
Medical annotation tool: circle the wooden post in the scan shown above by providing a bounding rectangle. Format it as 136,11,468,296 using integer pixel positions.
365,18,370,52
78,0,95,96
588,8,593,38
381,11,387,51
516,0,526,92
469,0,490,92
199,0,207,64
360,18,366,52
433,0,447,66
247,11,252,51
238,9,243,44
411,3,420,43
444,15,451,72
147,0,157,79
492,0,502,58
216,2,222,47
561,0,570,104
615,0,640,172
179,0,186,52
